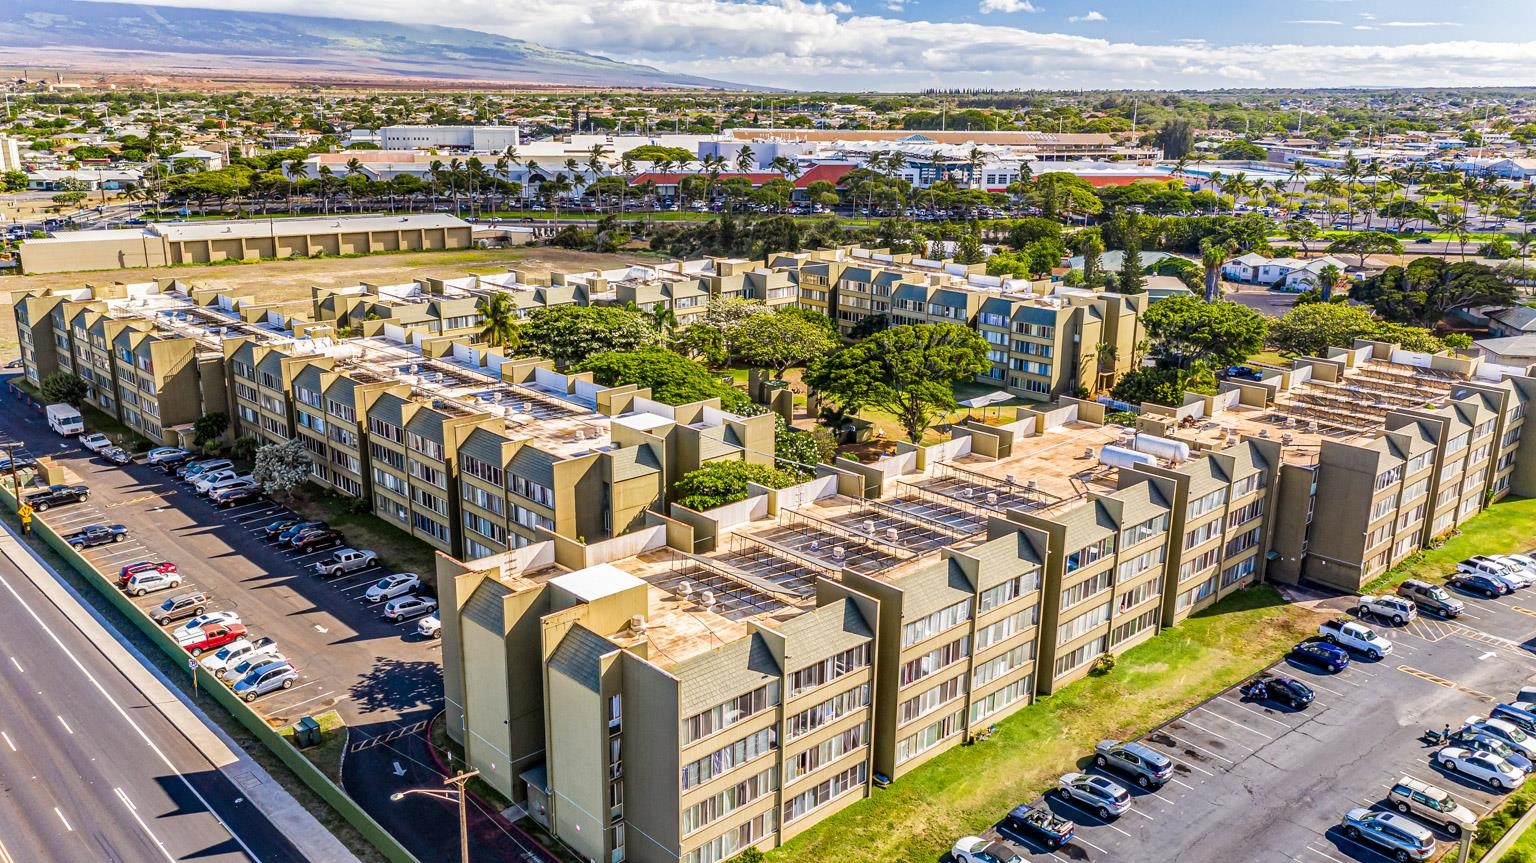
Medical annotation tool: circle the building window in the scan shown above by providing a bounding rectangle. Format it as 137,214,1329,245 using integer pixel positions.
461,453,505,485
1065,536,1115,573
1117,546,1166,582
901,599,971,647
972,642,1035,687
895,710,963,765
971,676,1032,723
1061,571,1114,610
1053,636,1108,678
788,644,870,698
978,571,1040,612
1222,556,1257,587
1058,602,1111,644
1110,608,1160,646
898,676,964,726
784,723,867,781
784,684,869,741
1120,513,1169,547
1176,575,1219,610
683,682,780,745
974,607,1037,650
680,727,777,790
681,766,777,836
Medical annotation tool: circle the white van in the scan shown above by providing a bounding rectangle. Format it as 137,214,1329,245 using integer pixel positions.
46,403,84,436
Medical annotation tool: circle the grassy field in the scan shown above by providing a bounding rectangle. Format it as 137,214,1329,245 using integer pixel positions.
0,246,653,362
284,708,348,784
1361,495,1536,594
1498,812,1536,863
769,585,1326,863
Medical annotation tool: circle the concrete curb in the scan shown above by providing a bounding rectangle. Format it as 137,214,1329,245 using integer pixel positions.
0,519,361,863
1479,800,1536,863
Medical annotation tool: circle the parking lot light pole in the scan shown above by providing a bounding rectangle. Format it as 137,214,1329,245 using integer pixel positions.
390,769,480,863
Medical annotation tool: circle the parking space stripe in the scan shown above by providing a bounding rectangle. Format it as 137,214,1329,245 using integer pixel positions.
1173,717,1249,749
1304,844,1353,863
1051,797,1133,836
1156,731,1235,766
1302,679,1344,697
1216,697,1300,729
1193,706,1275,740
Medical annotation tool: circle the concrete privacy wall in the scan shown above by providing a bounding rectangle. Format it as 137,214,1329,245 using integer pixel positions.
924,435,974,466
1289,364,1314,388
1210,388,1242,412
667,494,769,552
1035,402,1079,431
582,525,668,567
834,449,916,497
757,474,838,514
1061,397,1107,425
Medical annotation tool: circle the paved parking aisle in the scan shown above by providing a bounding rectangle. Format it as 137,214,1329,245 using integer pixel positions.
989,588,1536,863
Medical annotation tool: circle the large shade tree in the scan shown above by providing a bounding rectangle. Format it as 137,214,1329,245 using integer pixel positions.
520,305,657,365
1353,259,1517,327
806,323,990,443
1140,296,1268,369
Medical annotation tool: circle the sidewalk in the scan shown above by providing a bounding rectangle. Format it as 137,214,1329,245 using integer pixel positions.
0,520,361,863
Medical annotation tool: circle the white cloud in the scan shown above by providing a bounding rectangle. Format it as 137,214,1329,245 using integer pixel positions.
72,0,1536,91
1288,19,1343,25
978,0,1036,13
1067,10,1105,22
1359,12,1376,19
1353,24,1376,30
882,0,906,9
1379,20,1463,27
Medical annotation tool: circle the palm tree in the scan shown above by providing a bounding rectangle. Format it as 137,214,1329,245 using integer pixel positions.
564,158,586,205
317,165,336,215
769,155,794,179
448,158,465,216
586,143,609,181
522,159,541,210
1339,154,1364,230
545,173,573,222
285,160,309,214
649,302,678,338
1170,156,1191,180
735,146,756,174
1309,171,1343,227
478,291,520,349
1200,240,1230,303
1441,211,1469,258
1316,264,1341,303
427,159,445,211
965,146,991,190
1093,342,1119,393
1285,159,1311,198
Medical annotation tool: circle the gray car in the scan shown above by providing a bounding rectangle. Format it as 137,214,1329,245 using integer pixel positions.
233,660,297,702
1094,739,1174,788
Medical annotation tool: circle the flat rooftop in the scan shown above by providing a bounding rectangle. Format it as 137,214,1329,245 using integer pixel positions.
920,420,1119,513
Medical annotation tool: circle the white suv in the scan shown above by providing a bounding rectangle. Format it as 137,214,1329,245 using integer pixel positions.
125,568,183,596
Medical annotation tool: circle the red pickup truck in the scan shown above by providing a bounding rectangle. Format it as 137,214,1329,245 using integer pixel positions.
179,623,249,656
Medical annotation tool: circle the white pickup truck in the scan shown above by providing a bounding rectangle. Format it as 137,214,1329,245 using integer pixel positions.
1319,618,1393,660
312,548,378,578
1356,594,1418,626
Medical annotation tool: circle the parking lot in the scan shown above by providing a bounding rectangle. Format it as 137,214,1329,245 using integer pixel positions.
0,411,443,732
979,588,1536,863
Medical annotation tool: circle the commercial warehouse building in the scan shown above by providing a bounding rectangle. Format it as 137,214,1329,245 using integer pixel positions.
17,214,473,275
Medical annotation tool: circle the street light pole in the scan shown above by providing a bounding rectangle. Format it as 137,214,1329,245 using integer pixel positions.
390,769,480,863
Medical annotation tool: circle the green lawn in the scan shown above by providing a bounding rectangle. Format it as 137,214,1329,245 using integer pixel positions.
1475,778,1536,861
1498,812,1536,863
287,486,437,577
769,585,1325,863
1361,495,1536,595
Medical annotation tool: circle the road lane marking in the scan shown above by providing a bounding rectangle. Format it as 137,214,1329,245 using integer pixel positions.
7,657,21,673
115,787,176,863
0,565,263,861
0,731,13,751
56,715,72,735
0,834,13,863
53,807,72,831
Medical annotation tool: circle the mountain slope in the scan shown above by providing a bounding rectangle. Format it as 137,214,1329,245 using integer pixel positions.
7,0,744,89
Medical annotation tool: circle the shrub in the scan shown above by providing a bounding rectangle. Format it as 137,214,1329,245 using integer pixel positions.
674,460,799,511
1089,653,1117,676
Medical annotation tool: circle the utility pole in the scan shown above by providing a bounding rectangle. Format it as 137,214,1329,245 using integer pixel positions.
391,769,480,863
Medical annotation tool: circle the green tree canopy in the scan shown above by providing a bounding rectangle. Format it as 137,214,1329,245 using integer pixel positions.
39,372,89,407
1268,303,1447,357
1327,231,1403,269
1354,259,1518,327
729,313,840,378
1141,296,1268,369
674,460,800,511
806,323,990,443
521,305,657,364
574,347,750,412
1111,366,1217,408
1216,140,1268,161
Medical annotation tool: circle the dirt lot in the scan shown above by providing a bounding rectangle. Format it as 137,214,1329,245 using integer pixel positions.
0,246,656,360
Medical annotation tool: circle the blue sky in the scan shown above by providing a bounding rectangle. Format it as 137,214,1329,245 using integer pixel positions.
97,0,1536,90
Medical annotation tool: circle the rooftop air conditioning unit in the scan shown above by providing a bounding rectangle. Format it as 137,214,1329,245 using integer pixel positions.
680,581,693,599
886,527,899,542
832,547,846,560
702,590,716,609
864,520,876,534
1005,474,1015,485
986,492,999,505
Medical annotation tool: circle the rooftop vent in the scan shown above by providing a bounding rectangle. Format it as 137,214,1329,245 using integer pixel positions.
630,615,647,632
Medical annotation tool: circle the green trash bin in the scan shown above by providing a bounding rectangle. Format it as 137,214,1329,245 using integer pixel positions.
293,715,322,749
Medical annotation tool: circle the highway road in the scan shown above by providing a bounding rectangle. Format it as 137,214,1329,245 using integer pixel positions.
0,544,307,863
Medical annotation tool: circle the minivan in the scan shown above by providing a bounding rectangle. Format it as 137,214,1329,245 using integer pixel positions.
1492,703,1536,736
193,469,241,494
182,459,232,482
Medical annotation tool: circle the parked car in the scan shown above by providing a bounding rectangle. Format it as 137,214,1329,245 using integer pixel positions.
23,483,89,511
151,591,208,626
212,484,263,508
417,612,442,639
1397,580,1465,619
999,803,1074,848
1491,703,1536,736
179,623,249,656
1449,571,1510,598
0,453,37,472
202,474,254,498
1241,674,1315,709
275,520,326,545
99,445,132,465
1093,739,1173,788
950,837,1021,863
201,636,277,676
1457,556,1525,591
1055,773,1131,819
125,568,183,596
1339,808,1436,861
1449,730,1533,773
1388,776,1477,837
192,469,240,495
1289,640,1350,673
221,650,288,683
78,432,113,453
383,595,438,621
1357,594,1418,625
1318,618,1392,660
292,528,344,552
157,451,196,473
364,571,418,601
63,523,128,550
180,458,232,481
1461,717,1536,759
232,660,298,702
314,548,379,579
171,611,241,641
119,560,176,586
145,447,190,465
1438,746,1526,790
259,518,303,541
1488,556,1536,590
